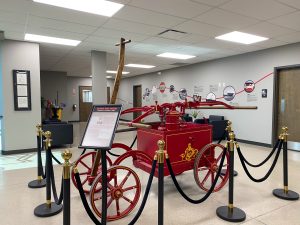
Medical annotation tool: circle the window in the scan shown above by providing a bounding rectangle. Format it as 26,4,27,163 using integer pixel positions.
82,90,93,103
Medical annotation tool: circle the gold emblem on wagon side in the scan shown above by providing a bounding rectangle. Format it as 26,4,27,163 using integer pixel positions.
180,143,198,161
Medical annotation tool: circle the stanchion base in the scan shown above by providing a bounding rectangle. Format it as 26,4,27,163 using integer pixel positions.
28,179,46,188
216,206,246,222
34,202,63,217
221,169,238,177
273,189,299,201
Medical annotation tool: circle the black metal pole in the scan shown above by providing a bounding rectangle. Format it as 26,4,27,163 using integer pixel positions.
228,146,234,209
101,150,107,225
158,162,164,225
273,127,299,200
46,145,52,206
62,150,72,225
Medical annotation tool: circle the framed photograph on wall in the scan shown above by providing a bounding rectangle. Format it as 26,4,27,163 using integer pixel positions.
13,70,31,111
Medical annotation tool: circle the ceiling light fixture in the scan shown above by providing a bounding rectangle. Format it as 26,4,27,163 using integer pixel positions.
106,75,112,79
106,70,130,74
25,33,81,46
125,64,155,69
33,0,124,17
157,52,196,60
215,31,268,44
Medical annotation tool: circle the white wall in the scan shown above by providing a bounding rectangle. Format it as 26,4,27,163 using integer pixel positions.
0,40,41,152
110,42,300,145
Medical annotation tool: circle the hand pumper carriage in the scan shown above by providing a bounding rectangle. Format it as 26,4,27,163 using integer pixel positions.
72,99,234,221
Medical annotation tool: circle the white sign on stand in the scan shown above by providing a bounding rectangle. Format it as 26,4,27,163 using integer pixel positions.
80,105,122,150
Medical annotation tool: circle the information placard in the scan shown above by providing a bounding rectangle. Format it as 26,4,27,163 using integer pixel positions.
79,105,122,150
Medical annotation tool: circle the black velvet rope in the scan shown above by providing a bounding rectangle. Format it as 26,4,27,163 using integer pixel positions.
166,148,227,204
217,130,227,144
237,140,283,183
51,153,62,165
130,135,138,149
107,150,121,157
128,159,157,225
80,149,87,156
74,172,102,225
238,139,280,168
49,154,63,205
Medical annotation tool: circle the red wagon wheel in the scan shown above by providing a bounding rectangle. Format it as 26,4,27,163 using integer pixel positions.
193,143,229,192
71,151,112,193
90,165,141,221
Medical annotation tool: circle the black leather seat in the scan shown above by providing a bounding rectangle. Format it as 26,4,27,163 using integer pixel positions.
42,122,73,146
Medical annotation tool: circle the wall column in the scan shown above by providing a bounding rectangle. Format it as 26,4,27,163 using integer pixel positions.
91,51,107,104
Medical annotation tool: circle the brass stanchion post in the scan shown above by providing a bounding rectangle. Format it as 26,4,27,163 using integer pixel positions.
28,124,47,188
34,131,63,217
216,131,246,222
156,140,166,225
273,127,299,200
62,150,72,225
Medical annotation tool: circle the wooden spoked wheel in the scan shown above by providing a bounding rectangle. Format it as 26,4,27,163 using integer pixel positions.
193,143,229,192
90,165,141,221
71,151,113,193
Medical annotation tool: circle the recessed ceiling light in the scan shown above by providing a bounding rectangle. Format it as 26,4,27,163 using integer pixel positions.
25,33,81,46
106,75,113,79
125,64,155,69
33,0,124,17
106,70,130,74
215,31,268,44
157,52,196,60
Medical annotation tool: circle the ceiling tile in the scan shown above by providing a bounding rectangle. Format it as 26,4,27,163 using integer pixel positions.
114,6,185,27
269,11,300,31
0,0,32,12
220,0,296,20
102,18,163,36
29,3,109,27
0,21,25,33
276,0,300,9
27,15,97,35
178,34,210,44
0,9,28,24
3,30,24,40
194,8,259,30
84,36,119,45
173,45,216,55
191,0,231,6
274,31,300,43
173,20,229,37
254,38,289,48
93,27,149,42
129,0,211,19
239,22,295,38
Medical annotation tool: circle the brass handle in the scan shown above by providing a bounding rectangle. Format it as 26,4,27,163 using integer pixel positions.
119,121,152,129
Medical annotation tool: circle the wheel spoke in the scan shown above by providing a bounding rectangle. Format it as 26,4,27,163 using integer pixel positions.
122,196,133,204
197,166,208,172
123,185,138,192
107,182,114,190
119,171,132,188
219,175,225,181
80,161,91,170
116,199,120,216
107,197,113,209
82,177,88,185
201,170,211,186
79,171,89,175
211,172,215,185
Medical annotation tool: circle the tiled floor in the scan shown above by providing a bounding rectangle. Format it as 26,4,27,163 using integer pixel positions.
0,122,299,225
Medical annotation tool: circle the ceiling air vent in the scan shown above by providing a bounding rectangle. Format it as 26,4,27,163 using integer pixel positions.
158,29,187,39
170,62,189,67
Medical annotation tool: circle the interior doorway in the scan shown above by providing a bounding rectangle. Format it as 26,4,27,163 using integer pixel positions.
107,86,110,104
133,85,142,119
274,66,300,151
79,86,92,122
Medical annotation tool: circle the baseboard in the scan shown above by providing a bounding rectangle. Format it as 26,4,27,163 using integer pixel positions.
236,139,272,148
1,148,38,155
68,120,80,123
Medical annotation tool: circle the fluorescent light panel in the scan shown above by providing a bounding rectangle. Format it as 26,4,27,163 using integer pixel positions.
106,70,130,74
25,33,81,46
215,31,268,44
157,52,196,60
125,64,155,69
106,76,112,78
33,0,124,17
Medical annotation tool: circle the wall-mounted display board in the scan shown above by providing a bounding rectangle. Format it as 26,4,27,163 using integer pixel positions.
79,104,122,150
13,70,31,111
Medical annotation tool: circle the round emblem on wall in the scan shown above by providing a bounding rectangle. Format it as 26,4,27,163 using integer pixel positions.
223,86,236,101
206,92,216,101
179,88,187,100
244,80,255,93
159,82,166,93
169,85,175,93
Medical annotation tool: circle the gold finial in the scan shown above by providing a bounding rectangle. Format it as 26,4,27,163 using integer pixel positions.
157,140,165,151
62,149,72,162
229,131,235,141
226,120,232,132
36,124,42,136
281,126,289,142
44,131,52,139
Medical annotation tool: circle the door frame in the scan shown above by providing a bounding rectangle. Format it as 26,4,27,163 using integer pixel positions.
272,64,300,146
133,84,142,119
79,85,92,122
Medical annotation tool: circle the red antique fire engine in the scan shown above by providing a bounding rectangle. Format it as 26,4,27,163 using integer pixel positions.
72,99,233,221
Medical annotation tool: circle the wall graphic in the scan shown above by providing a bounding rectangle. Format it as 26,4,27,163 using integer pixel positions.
244,80,255,93
223,86,236,101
